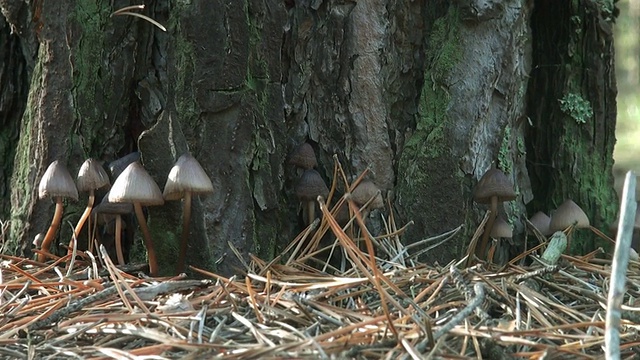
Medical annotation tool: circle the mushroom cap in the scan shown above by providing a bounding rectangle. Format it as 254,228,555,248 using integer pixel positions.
473,168,516,204
529,211,552,236
351,180,384,209
295,169,329,201
38,160,79,201
93,191,134,215
108,162,164,206
549,199,590,232
77,158,110,192
490,216,512,238
109,152,141,181
163,154,214,201
288,143,317,170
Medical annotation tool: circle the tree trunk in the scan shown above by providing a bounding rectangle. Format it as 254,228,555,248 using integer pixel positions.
0,0,618,274
526,0,618,253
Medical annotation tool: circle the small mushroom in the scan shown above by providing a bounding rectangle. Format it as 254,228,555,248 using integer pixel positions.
109,162,164,276
350,180,384,219
38,161,79,261
528,211,552,236
487,216,512,264
473,168,516,259
108,152,141,180
93,191,134,265
295,169,329,226
288,143,317,170
490,216,513,239
163,154,214,274
70,158,110,254
548,199,590,233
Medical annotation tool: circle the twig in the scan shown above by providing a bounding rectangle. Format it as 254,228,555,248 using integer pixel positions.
606,171,636,360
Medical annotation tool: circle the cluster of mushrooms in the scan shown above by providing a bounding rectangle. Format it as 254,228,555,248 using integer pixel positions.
289,143,384,227
472,166,607,262
36,154,213,276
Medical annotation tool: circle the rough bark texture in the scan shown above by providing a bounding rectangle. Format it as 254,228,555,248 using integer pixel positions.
526,0,618,252
396,1,534,264
0,0,618,273
0,12,28,221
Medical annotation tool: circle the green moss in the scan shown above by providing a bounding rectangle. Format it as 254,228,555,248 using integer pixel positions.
173,26,198,130
559,93,593,124
401,7,461,170
498,127,513,174
556,132,616,254
69,2,111,156
516,133,526,156
595,0,615,17
8,48,45,252
145,214,180,276
395,7,469,258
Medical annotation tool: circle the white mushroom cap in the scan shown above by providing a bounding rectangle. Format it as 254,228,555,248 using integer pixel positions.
163,154,214,201
77,158,110,192
549,199,590,232
39,160,79,201
109,162,164,206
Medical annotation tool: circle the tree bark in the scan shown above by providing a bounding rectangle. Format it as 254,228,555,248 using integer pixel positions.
0,0,618,273
526,0,618,253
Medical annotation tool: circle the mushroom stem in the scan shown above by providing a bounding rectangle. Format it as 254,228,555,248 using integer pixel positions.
133,203,158,276
306,201,316,227
115,215,125,265
69,190,96,256
477,196,498,260
38,198,64,262
89,213,97,253
176,191,192,274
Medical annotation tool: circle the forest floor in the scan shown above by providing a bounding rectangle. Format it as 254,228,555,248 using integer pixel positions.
1,204,639,359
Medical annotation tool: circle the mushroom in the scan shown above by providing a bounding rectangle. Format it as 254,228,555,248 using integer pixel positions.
108,152,141,180
295,169,329,226
93,191,134,265
37,161,79,261
487,216,512,264
109,162,164,276
163,154,214,274
490,216,513,239
288,142,317,170
350,180,384,219
473,168,516,259
548,199,590,233
70,158,110,254
528,211,552,236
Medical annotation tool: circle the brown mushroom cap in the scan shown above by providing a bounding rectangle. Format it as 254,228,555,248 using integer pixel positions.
288,143,317,170
39,160,79,201
490,216,512,238
77,158,110,192
529,211,552,236
473,168,516,204
92,192,134,228
351,180,384,209
93,191,134,216
549,199,590,232
109,152,141,181
295,169,328,201
163,154,214,201
108,162,164,206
